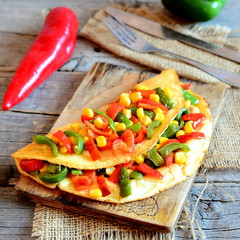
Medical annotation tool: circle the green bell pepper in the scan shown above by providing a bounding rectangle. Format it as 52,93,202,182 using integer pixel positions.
64,130,84,154
162,122,180,138
147,120,161,139
116,112,132,125
130,170,143,179
33,135,58,157
158,142,190,159
40,166,68,183
155,87,174,109
126,122,142,133
182,89,199,105
119,166,132,197
148,147,165,167
129,106,155,120
162,0,227,22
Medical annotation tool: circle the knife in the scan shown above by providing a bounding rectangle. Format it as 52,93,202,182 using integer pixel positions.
106,7,240,64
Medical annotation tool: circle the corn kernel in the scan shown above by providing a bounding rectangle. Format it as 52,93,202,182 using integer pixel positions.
59,141,64,147
155,144,161,149
94,117,104,129
106,167,115,176
159,137,168,145
184,121,195,133
78,128,88,137
83,136,89,142
70,123,81,132
70,136,77,145
135,155,144,164
164,87,172,97
154,112,165,122
140,116,152,126
96,136,107,147
189,105,200,114
130,92,142,103
116,122,126,132
50,135,60,144
176,130,186,138
137,107,145,118
122,109,132,119
135,84,149,90
154,108,163,114
175,152,187,164
60,146,68,154
119,93,131,107
183,100,191,108
89,188,102,198
39,163,49,173
149,94,159,102
127,169,133,175
82,108,94,118
171,120,179,125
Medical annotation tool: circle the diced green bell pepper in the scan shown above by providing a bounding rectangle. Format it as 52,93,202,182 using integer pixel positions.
148,147,165,167
119,166,132,197
64,130,84,154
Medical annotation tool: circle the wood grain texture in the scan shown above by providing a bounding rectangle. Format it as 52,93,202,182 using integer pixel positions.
15,62,228,233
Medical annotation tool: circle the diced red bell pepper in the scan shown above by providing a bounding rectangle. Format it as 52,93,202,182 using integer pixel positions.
107,102,125,120
53,130,74,154
84,137,101,160
134,128,145,143
121,129,135,151
136,163,163,179
112,139,129,156
97,175,111,197
108,164,123,183
160,139,180,148
192,118,203,130
177,132,206,143
181,83,193,90
81,115,94,122
182,113,206,121
84,121,112,137
70,170,96,191
131,90,155,98
165,152,174,167
137,98,168,112
20,159,44,173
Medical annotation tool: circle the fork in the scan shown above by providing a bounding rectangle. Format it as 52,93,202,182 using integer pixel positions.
103,15,240,87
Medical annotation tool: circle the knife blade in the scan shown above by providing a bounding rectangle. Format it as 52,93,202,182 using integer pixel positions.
106,7,240,64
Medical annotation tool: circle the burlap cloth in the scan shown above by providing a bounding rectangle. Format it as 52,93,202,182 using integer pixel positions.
32,4,240,240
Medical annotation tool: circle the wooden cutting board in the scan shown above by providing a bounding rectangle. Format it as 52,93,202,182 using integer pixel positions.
15,62,228,233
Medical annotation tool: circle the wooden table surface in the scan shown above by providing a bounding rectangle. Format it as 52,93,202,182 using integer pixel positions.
0,0,239,239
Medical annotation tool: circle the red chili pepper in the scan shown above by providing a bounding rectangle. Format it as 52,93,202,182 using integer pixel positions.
2,7,78,110
84,137,101,161
97,175,111,197
177,132,206,143
136,163,163,179
20,159,44,173
107,102,125,120
53,130,74,154
137,98,168,112
181,84,193,90
165,152,174,167
131,90,155,98
182,113,206,121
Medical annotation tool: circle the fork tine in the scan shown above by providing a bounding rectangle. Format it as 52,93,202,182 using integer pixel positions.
110,15,137,40
103,16,130,46
104,16,136,45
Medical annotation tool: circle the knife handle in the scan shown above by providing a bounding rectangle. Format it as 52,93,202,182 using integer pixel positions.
158,50,240,87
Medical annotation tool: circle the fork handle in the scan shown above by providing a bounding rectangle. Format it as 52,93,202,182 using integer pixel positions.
158,50,240,87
